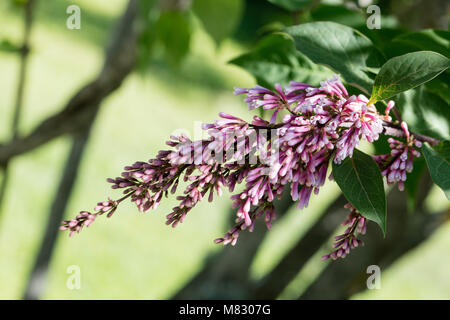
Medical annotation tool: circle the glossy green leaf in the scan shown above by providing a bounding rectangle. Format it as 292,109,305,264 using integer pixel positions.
369,51,450,103
285,22,380,94
230,33,332,87
332,149,387,234
193,0,243,45
422,141,450,200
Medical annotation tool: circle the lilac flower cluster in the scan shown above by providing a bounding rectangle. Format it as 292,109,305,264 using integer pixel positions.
322,204,367,260
60,198,117,236
61,74,426,260
212,75,383,243
373,122,422,191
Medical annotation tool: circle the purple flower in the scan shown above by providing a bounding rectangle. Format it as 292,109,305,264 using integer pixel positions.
322,204,366,260
373,122,421,191
61,74,425,260
60,198,118,236
63,75,384,243
234,84,289,123
334,95,383,164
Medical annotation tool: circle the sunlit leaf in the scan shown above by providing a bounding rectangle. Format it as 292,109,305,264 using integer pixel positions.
285,22,380,94
230,33,332,87
369,51,450,103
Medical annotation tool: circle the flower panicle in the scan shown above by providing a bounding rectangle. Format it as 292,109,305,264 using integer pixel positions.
60,198,118,237
373,121,422,191
61,75,422,260
322,205,366,261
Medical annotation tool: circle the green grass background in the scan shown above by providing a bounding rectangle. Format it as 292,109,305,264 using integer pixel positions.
0,0,449,299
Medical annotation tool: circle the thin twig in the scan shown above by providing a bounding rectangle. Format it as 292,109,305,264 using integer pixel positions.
382,121,440,146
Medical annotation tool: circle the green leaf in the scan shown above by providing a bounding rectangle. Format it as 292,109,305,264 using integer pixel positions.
396,87,450,141
193,0,243,45
332,149,387,234
267,0,314,11
230,33,333,87
369,51,450,104
285,22,380,94
422,141,450,200
155,11,192,66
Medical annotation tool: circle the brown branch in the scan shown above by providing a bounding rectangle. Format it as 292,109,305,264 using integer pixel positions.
382,120,441,146
0,0,139,166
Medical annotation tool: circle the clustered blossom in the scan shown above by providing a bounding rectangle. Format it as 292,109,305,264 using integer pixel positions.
60,198,118,236
61,74,424,260
333,94,383,163
373,122,422,191
234,84,288,123
322,204,367,260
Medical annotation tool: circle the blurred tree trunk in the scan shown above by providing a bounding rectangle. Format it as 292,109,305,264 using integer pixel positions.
0,0,36,213
23,112,98,299
22,0,139,300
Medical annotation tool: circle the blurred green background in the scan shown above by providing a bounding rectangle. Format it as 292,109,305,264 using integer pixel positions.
0,0,449,299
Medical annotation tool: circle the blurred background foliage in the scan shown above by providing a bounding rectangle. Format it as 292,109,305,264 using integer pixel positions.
0,0,449,299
